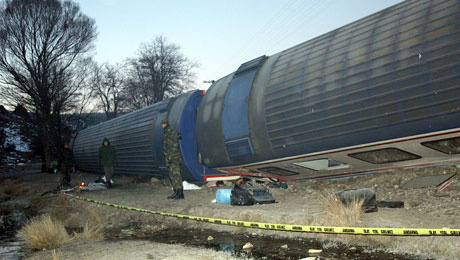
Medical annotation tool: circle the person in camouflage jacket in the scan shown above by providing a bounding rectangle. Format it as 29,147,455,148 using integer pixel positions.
161,119,184,200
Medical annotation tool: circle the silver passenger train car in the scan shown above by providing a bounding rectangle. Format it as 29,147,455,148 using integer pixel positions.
74,0,460,182
196,0,460,181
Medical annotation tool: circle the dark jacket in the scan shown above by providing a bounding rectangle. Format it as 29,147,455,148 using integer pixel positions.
98,138,117,167
162,125,181,165
59,147,74,168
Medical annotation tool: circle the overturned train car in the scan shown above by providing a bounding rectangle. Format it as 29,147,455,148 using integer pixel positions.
72,91,222,181
74,0,460,182
196,0,460,181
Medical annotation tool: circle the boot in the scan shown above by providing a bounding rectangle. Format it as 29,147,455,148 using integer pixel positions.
167,189,177,199
174,189,184,200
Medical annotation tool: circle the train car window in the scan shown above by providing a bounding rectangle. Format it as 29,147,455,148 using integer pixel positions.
421,137,460,154
257,167,299,176
294,159,349,171
348,148,420,164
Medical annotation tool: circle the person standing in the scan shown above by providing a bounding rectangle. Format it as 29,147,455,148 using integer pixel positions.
98,138,117,188
161,119,184,200
58,143,73,189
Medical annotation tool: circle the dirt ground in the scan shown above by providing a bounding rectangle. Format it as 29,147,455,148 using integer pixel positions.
5,164,460,260
26,240,247,260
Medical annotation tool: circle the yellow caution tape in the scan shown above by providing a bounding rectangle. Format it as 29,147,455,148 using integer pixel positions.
64,193,460,236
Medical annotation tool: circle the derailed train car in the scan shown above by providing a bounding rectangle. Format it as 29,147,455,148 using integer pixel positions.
74,0,460,182
196,0,460,181
72,91,223,181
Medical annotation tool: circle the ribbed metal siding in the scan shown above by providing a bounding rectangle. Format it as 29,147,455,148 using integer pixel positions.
73,100,169,175
265,0,460,151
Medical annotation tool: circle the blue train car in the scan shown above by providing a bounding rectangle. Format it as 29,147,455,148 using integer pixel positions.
196,0,460,181
72,90,222,181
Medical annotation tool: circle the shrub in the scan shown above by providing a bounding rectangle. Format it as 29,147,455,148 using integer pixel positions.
75,207,104,241
318,190,364,227
21,215,72,250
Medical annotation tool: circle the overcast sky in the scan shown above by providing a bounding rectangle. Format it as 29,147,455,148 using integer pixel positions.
74,0,405,90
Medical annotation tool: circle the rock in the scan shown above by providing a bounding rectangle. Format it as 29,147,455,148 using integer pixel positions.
4,210,28,229
121,229,135,236
349,247,357,251
308,249,322,255
434,192,449,197
207,236,214,241
444,209,456,215
242,242,253,250
409,200,421,208
300,257,317,260
1,199,31,210
281,244,288,249
394,185,399,189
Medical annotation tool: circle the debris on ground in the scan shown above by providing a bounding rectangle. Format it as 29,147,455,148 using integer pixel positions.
438,180,453,192
80,182,107,191
183,181,201,190
376,200,404,208
131,174,151,183
251,188,276,204
229,182,276,206
230,184,254,206
216,189,232,204
269,182,289,189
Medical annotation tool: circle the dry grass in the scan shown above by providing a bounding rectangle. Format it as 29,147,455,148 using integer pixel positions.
318,190,364,227
74,206,104,241
49,250,63,260
21,215,73,250
48,196,74,222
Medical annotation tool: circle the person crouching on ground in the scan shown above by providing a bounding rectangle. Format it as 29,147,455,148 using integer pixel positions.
58,143,74,189
98,137,117,188
161,119,184,200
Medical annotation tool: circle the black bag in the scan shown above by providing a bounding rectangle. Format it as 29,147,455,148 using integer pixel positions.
230,184,255,206
251,188,276,204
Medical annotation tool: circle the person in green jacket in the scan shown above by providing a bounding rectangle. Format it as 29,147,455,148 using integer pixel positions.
161,119,184,200
98,137,117,188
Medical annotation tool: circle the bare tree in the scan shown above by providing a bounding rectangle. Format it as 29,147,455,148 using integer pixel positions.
0,0,96,170
90,63,126,120
64,58,97,133
125,36,199,111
